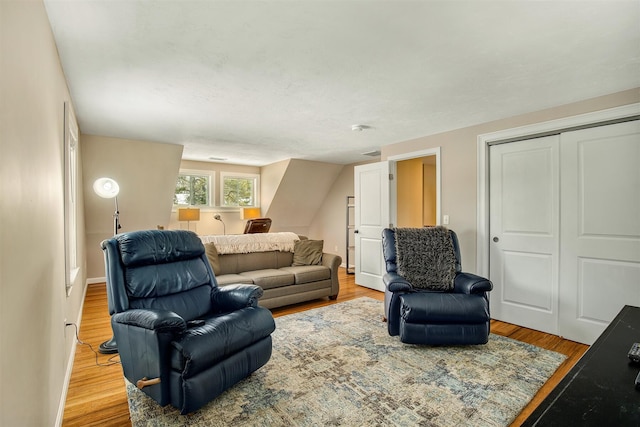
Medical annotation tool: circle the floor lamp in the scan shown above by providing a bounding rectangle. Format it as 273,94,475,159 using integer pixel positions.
93,177,120,354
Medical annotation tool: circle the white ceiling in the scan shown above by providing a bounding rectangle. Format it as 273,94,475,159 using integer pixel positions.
44,1,640,166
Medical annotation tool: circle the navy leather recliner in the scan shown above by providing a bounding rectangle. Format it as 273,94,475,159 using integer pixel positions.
382,228,493,345
102,229,275,414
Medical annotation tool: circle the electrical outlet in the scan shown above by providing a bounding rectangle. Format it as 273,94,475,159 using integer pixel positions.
64,320,75,339
334,245,338,252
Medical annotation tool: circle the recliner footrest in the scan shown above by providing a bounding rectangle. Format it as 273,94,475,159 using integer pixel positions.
399,292,489,324
399,322,490,346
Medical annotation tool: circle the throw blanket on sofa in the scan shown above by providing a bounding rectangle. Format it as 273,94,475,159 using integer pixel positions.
394,227,456,291
200,232,299,254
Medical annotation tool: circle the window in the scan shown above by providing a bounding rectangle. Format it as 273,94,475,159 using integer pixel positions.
64,102,79,296
174,171,212,206
221,172,259,207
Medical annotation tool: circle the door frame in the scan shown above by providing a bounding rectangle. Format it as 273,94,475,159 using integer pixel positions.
476,103,640,279
353,147,441,291
388,147,442,227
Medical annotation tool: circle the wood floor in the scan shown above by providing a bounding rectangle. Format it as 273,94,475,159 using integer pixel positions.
62,269,588,426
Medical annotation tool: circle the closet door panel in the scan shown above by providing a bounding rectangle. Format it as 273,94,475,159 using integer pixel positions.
489,136,560,335
559,120,640,344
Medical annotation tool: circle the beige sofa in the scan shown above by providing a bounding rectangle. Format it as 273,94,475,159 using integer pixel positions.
202,234,341,309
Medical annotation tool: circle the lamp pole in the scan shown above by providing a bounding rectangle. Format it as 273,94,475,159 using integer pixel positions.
214,214,226,235
93,177,121,354
113,196,121,236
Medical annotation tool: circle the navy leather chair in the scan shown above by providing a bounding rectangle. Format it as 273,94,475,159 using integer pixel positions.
102,229,275,414
382,228,492,345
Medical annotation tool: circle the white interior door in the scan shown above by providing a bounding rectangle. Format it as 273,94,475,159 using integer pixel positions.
559,120,640,344
354,161,391,292
489,136,560,334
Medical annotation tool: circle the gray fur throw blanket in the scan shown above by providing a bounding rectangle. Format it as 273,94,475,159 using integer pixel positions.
394,226,456,291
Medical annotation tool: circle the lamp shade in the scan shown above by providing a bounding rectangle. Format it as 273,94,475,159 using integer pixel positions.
178,208,201,221
240,207,261,220
93,177,119,199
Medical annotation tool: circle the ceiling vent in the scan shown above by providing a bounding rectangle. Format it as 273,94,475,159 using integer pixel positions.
361,150,381,157
208,156,228,161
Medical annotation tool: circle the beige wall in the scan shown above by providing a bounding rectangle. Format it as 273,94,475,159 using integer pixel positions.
0,1,87,425
260,158,290,218
82,135,183,279
382,88,640,272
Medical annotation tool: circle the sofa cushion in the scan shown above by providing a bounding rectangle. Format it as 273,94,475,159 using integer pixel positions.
215,274,254,286
204,243,221,275
280,265,330,284
239,269,295,290
292,239,324,266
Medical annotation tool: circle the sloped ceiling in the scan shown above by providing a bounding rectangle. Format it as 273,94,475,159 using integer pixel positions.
44,0,640,166
262,159,344,229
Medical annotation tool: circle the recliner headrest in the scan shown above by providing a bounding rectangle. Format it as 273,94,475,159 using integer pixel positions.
115,230,205,267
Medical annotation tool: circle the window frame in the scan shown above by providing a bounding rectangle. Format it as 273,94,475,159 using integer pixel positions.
220,172,260,208
173,169,214,208
64,102,79,297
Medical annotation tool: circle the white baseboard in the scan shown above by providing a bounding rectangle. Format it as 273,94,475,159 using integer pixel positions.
55,282,88,427
86,276,106,285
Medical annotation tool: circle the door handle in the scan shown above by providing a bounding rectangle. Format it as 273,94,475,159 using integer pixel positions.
493,236,499,243
354,230,359,234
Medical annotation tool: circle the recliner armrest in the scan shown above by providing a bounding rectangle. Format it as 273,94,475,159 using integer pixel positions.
383,272,413,293
112,309,187,333
212,283,264,312
454,272,493,294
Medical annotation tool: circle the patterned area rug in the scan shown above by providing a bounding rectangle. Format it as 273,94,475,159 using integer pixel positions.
125,298,566,426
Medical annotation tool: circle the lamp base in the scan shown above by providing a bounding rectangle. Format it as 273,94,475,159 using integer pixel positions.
98,336,118,354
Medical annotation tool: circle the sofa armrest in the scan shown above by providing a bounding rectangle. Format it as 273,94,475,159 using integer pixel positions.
212,283,264,312
454,272,493,295
112,309,187,333
322,252,342,298
383,272,413,293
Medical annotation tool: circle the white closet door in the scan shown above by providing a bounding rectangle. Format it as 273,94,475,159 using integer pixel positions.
559,120,640,344
489,135,560,334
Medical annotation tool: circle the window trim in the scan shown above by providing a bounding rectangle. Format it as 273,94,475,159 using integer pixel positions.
220,171,260,208
64,102,79,297
174,169,214,208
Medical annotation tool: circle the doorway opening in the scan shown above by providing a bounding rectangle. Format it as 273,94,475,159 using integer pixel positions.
389,147,441,228
353,147,441,292
396,155,437,228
